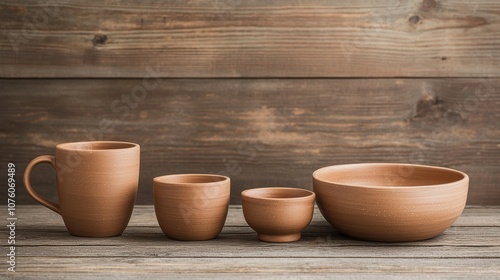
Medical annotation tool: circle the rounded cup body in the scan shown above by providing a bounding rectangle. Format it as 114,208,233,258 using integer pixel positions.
154,174,230,241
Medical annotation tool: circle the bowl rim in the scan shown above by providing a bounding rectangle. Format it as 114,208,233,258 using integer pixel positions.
241,187,315,201
312,163,469,189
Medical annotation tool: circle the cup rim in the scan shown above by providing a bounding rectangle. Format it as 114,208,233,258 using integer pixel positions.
153,174,230,186
241,187,315,202
56,141,139,152
312,163,469,189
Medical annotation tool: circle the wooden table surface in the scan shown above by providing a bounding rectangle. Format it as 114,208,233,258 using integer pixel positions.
3,205,500,279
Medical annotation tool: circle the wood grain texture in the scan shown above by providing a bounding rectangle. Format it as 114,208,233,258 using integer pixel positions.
1,78,499,205
1,0,499,78
0,205,498,278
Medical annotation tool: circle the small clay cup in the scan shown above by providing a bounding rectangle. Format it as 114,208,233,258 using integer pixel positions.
313,163,469,242
241,187,316,243
24,141,140,237
154,174,230,241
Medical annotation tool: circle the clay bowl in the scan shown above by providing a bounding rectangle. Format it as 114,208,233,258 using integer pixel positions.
313,163,469,242
241,187,316,243
154,174,230,241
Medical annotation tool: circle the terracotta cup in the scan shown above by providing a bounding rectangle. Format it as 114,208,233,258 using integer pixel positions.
241,187,316,243
24,141,140,237
154,174,230,241
313,163,469,242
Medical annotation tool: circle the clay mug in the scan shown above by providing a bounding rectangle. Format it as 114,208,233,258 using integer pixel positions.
154,174,230,241
23,141,140,237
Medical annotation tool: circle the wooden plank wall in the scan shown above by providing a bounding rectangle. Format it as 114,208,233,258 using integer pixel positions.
1,0,499,205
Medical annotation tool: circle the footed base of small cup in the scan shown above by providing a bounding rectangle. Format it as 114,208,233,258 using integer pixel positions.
257,232,301,243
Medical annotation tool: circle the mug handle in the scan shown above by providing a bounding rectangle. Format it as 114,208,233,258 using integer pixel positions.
23,155,60,214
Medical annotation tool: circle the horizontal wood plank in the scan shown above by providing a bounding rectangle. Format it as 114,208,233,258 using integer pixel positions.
15,243,500,258
1,0,499,77
4,274,497,280
6,257,500,275
1,206,499,278
11,205,500,228
1,78,499,205
6,206,499,250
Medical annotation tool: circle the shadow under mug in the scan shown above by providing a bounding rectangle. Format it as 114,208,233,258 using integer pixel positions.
23,141,140,237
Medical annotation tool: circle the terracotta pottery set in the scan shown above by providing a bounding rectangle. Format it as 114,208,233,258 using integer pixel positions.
24,141,469,242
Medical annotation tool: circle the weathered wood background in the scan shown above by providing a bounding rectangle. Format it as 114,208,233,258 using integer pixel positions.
1,0,499,205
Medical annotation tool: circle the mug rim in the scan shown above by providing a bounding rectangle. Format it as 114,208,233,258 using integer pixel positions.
56,141,139,152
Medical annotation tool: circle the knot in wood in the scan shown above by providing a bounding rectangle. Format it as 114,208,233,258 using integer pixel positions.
92,34,108,46
409,15,421,24
422,0,437,11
